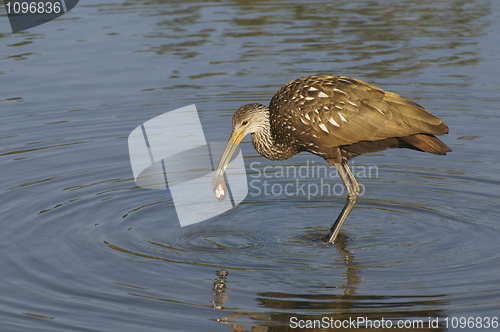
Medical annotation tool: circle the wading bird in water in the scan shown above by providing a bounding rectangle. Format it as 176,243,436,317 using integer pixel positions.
212,75,451,243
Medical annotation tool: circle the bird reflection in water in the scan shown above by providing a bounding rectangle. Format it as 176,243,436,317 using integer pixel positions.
212,270,229,310
212,235,448,331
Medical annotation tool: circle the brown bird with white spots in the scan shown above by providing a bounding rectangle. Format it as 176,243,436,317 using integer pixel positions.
212,75,451,243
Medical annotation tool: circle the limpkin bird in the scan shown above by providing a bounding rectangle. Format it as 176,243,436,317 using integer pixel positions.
212,75,451,243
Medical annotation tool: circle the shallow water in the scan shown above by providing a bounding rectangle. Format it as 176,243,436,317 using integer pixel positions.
1,1,499,331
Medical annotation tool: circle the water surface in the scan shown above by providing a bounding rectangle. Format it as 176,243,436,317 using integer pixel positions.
1,1,499,331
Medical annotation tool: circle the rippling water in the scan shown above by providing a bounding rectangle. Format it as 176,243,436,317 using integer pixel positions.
1,0,499,331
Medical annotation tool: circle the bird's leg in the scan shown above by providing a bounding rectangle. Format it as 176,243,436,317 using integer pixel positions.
343,160,361,196
327,161,361,243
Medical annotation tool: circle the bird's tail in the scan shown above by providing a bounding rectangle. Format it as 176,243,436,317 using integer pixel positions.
399,134,452,155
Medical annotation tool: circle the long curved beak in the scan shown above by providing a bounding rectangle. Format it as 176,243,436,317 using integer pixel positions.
212,129,246,200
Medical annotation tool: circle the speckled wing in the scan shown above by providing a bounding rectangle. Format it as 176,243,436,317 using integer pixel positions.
269,75,449,149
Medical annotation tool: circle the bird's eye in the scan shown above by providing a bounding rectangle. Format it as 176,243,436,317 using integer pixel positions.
242,121,248,126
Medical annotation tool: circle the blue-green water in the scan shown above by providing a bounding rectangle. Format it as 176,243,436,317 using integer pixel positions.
1,1,499,331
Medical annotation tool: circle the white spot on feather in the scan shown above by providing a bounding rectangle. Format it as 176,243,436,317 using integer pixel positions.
305,97,314,101
338,78,353,84
308,86,318,91
319,123,330,133
348,101,357,107
328,118,340,127
339,114,347,122
375,107,386,117
324,106,329,110
305,113,311,121
318,92,328,98
300,118,307,125
333,88,346,94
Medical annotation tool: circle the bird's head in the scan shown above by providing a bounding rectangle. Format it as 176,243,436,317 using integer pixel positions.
211,103,269,200
231,103,269,136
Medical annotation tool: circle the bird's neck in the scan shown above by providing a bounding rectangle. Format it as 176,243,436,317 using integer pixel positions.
251,110,295,161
